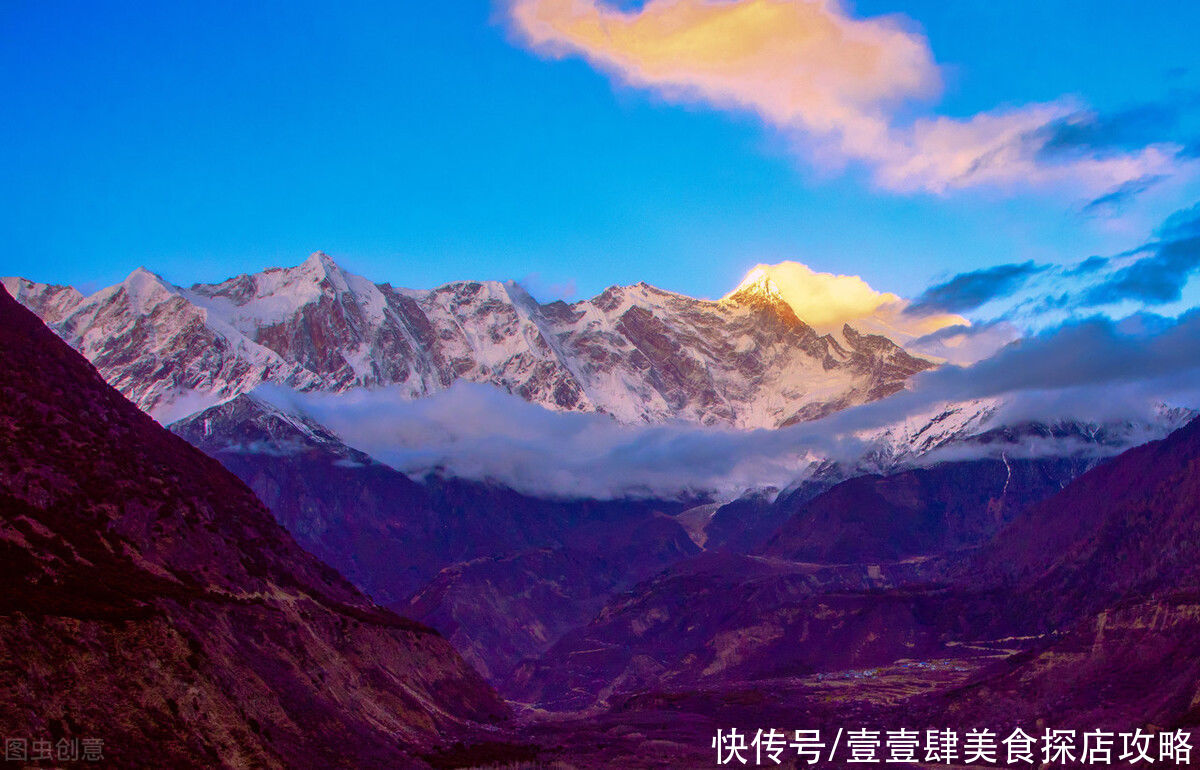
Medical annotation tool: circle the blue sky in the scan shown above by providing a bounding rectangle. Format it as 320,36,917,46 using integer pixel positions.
4,0,1199,303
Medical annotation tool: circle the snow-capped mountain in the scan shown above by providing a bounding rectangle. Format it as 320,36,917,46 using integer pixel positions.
777,398,1199,505
5,253,936,427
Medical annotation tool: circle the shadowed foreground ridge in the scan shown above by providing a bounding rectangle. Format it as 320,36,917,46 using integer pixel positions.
0,284,508,768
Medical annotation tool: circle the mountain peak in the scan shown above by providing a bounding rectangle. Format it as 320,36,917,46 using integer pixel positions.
10,254,948,429
113,266,177,313
725,261,902,330
298,250,345,282
120,265,176,291
1,276,31,300
300,247,343,274
302,250,338,270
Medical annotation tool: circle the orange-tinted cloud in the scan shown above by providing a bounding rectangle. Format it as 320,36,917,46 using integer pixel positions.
726,261,968,350
510,0,937,133
506,0,1189,197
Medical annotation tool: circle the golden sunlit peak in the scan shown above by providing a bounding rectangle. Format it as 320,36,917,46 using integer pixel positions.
725,261,901,328
725,261,967,344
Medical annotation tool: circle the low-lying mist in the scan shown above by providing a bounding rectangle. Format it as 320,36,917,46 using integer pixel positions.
251,311,1200,500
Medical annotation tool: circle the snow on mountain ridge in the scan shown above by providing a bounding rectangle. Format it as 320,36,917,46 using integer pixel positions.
1,276,83,322
187,251,377,327
5,253,935,427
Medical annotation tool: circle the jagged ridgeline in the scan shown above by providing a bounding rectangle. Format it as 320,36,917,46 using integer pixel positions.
3,255,933,428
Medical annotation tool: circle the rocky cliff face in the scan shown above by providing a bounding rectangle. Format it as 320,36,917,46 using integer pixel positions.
929,597,1200,732
4,253,933,428
0,284,508,769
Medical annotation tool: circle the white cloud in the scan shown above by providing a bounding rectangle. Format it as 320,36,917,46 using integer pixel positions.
505,0,1190,197
255,382,835,499
905,322,1021,366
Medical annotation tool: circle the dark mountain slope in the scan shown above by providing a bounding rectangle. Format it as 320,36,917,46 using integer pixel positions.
763,457,1091,563
0,285,507,768
509,456,1087,709
170,394,442,605
925,416,1200,729
966,415,1200,629
172,399,700,688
